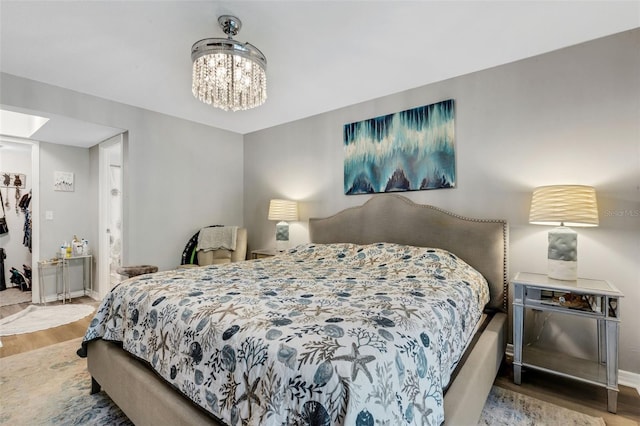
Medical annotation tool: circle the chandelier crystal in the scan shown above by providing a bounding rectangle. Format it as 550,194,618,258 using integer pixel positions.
191,15,267,111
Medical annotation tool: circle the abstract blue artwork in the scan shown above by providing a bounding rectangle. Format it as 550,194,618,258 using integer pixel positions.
344,99,455,195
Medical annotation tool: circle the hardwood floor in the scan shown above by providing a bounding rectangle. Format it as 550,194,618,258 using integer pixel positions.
497,356,640,425
0,295,97,358
1,299,638,425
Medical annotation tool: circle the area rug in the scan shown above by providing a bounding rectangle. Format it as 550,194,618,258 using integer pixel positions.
0,338,608,426
479,385,606,425
0,287,32,307
0,304,95,336
0,337,130,425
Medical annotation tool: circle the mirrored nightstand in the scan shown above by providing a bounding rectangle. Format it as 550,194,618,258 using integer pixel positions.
251,249,278,259
512,272,623,413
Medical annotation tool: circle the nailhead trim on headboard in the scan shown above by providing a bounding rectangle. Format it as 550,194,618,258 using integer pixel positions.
391,201,509,312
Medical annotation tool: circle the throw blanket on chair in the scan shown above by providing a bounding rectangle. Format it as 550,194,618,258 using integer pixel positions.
196,226,237,251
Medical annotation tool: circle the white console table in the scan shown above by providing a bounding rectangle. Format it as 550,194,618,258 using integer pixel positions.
37,255,93,303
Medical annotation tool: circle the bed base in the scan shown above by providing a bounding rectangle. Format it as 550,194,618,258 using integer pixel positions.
87,312,506,425
444,312,506,424
88,339,220,425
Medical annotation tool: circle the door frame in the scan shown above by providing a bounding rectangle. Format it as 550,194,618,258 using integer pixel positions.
98,134,124,298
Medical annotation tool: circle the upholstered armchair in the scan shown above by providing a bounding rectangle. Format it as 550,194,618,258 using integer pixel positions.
179,227,248,268
196,227,247,265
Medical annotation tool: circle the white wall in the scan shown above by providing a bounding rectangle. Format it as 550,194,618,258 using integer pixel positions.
0,73,244,288
0,140,32,289
244,29,640,374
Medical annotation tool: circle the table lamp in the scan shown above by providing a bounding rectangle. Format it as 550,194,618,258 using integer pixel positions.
529,185,598,280
268,199,298,251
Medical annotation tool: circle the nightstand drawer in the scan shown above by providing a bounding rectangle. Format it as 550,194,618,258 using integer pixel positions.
514,273,621,320
523,287,608,318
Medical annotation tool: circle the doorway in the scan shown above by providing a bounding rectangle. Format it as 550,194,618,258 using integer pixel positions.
98,134,124,297
0,137,39,303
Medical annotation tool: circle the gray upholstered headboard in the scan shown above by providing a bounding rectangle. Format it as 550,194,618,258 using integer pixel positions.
309,194,509,312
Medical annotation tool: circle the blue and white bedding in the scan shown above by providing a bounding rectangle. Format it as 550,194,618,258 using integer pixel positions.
83,243,490,425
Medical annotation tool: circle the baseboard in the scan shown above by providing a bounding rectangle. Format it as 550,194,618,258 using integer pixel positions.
506,343,640,395
619,370,640,395
42,290,89,303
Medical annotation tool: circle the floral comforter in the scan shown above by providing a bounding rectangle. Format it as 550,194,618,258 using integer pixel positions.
83,243,490,426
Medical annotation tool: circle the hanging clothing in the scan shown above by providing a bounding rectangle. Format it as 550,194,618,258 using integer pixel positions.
23,209,32,252
18,192,31,210
20,191,32,252
0,248,6,291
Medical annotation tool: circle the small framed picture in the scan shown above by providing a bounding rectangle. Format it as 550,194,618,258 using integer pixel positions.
54,171,74,192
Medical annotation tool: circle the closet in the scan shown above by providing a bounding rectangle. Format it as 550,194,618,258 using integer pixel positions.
0,142,33,293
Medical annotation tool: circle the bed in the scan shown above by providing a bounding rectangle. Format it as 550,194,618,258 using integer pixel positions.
83,194,508,425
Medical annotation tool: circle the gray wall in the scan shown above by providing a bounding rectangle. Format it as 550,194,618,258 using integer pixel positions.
38,142,93,299
39,142,92,260
0,73,244,298
244,29,640,373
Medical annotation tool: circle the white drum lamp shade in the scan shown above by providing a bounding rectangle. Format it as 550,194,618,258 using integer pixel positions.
529,185,598,280
268,199,299,251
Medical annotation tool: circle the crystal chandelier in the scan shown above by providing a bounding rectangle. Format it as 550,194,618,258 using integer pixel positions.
191,15,267,111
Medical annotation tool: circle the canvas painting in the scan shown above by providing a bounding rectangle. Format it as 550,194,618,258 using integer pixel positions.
344,99,455,194
54,171,74,192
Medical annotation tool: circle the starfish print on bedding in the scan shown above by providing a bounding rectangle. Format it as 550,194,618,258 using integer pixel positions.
434,262,456,275
159,328,170,360
332,342,376,383
218,282,239,292
287,282,306,292
148,283,175,297
237,372,261,419
413,401,434,426
212,303,241,320
291,304,311,315
390,266,404,276
367,256,380,266
359,282,373,293
396,303,421,319
312,305,333,317
110,304,123,328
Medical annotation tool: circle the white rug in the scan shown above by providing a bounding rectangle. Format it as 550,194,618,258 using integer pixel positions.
0,304,95,336
0,287,32,307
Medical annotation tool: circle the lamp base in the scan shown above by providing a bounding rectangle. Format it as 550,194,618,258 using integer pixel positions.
548,259,577,281
547,226,577,280
275,221,289,252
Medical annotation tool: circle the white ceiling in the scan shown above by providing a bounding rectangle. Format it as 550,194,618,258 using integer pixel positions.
1,1,638,146
0,104,124,148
